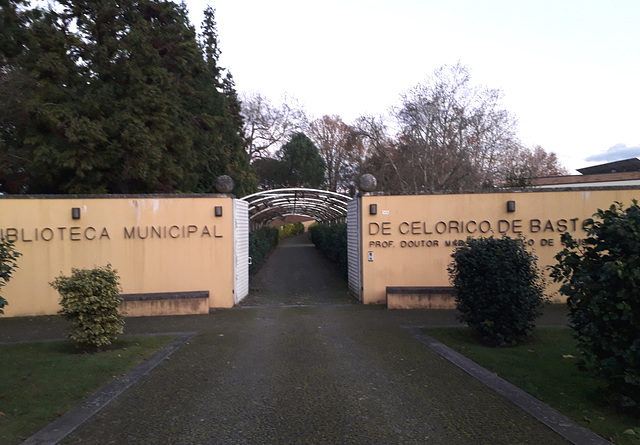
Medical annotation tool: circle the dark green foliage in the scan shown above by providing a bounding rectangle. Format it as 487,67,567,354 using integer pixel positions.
278,222,304,240
278,133,326,188
51,265,124,350
0,0,255,195
254,133,326,189
253,157,287,190
308,223,347,278
551,201,640,409
448,236,546,347
0,237,21,314
249,226,278,273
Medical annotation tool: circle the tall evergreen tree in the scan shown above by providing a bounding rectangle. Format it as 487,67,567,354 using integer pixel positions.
278,133,326,188
189,6,255,195
0,0,256,195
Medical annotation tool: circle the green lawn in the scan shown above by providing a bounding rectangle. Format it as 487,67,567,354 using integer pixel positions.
427,327,640,445
0,336,175,445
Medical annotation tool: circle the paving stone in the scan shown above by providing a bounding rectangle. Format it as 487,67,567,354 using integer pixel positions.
5,233,584,444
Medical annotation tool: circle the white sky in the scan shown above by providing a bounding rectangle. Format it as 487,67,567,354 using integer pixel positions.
185,0,640,173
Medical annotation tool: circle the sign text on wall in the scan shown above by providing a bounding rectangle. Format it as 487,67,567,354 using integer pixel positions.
0,224,224,242
367,217,588,249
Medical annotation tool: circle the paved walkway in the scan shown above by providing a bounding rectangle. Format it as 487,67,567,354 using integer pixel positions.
241,234,353,306
2,234,604,444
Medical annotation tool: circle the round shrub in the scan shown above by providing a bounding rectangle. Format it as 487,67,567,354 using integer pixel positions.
51,264,124,350
448,235,546,346
551,201,640,409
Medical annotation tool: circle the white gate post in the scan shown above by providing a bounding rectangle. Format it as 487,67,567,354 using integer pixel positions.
233,199,249,304
347,197,362,301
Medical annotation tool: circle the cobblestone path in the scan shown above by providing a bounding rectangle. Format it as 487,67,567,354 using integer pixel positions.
241,233,354,306
58,233,568,444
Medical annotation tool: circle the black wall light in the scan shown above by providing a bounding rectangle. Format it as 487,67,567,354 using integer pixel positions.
71,207,81,220
369,204,377,215
506,200,516,213
214,206,223,217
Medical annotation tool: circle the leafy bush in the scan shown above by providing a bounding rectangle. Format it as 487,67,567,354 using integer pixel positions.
551,201,640,409
448,235,546,347
0,237,21,315
51,265,124,350
278,222,305,240
308,222,347,278
249,226,279,273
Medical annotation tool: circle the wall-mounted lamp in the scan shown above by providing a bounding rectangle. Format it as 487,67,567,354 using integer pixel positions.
506,200,516,213
71,207,81,220
369,204,377,215
214,206,223,217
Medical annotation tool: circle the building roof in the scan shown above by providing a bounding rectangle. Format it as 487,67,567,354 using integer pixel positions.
577,158,640,175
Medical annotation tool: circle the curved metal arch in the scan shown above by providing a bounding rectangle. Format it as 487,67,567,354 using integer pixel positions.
241,188,352,227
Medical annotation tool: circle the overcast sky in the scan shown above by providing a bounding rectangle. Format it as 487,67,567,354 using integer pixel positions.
185,0,639,173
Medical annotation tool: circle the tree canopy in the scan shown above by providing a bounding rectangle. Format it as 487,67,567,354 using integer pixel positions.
357,62,567,193
254,132,325,189
278,133,326,188
242,63,567,195
0,0,256,195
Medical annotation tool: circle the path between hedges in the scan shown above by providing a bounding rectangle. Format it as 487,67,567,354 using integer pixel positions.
14,233,603,444
241,233,353,306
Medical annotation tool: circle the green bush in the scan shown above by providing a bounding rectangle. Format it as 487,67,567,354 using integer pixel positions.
448,235,546,347
249,226,279,273
278,222,305,240
51,265,124,350
308,222,347,278
551,201,640,409
0,237,21,315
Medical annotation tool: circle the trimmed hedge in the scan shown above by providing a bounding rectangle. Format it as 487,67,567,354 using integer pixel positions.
249,226,279,273
249,223,305,273
278,222,305,240
308,222,347,278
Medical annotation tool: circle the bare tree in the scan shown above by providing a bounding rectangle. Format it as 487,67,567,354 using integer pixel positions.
501,145,568,186
241,63,568,194
392,62,522,193
240,92,307,161
352,114,407,193
308,115,360,192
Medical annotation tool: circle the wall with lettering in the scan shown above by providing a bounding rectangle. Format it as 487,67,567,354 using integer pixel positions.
0,196,235,316
360,189,640,305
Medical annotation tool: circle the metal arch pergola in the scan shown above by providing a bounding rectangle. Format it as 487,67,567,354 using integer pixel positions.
241,188,352,229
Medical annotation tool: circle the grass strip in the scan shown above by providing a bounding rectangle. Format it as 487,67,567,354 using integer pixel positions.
0,336,175,445
427,327,640,445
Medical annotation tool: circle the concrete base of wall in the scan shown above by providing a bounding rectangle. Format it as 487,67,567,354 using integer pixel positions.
119,291,210,317
386,286,456,310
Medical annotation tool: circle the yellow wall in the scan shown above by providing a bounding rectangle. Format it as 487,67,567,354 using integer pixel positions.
0,196,235,317
361,190,640,304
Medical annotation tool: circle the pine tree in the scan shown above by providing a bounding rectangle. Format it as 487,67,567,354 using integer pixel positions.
278,133,326,188
0,0,256,195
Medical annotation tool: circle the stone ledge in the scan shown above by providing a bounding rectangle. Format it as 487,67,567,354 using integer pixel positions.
120,291,209,317
121,291,209,302
387,286,456,310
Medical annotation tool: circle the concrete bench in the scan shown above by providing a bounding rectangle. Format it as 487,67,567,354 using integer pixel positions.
119,291,209,317
386,286,457,310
